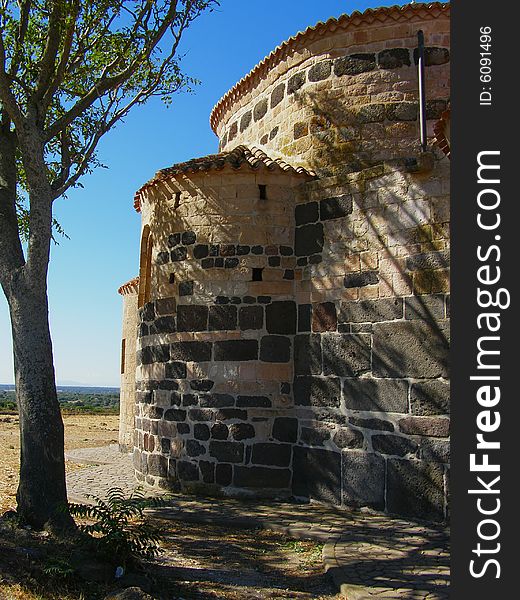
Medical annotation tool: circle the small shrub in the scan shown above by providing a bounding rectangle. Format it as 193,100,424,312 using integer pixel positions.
69,487,165,566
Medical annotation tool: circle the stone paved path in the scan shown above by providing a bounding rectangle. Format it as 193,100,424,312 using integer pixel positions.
66,446,450,599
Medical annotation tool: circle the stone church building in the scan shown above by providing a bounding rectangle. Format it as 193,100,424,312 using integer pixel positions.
118,2,450,522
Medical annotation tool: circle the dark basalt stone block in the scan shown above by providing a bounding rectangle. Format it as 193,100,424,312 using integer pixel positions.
265,301,297,334
298,304,312,332
322,333,371,376
332,427,363,449
320,195,353,220
295,222,324,256
181,231,196,245
260,335,291,363
216,409,247,421
165,362,187,379
334,53,375,76
239,305,263,331
156,251,169,265
225,257,239,269
287,71,306,94
236,395,271,408
178,460,199,481
189,379,215,392
199,460,215,483
214,339,258,361
272,417,298,443
140,344,170,365
294,376,341,408
211,423,229,440
186,439,206,457
152,316,176,334
293,447,341,504
240,110,252,132
147,454,168,478
294,334,322,375
386,102,418,121
372,434,418,457
199,393,235,408
308,60,332,82
349,416,394,432
372,321,450,378
176,305,208,332
215,463,232,486
234,466,291,488
230,423,255,440
413,46,450,66
193,244,209,259
209,305,237,331
188,408,214,422
251,443,292,467
406,250,450,271
343,378,408,413
179,281,194,296
163,408,187,422
209,441,244,463
194,423,210,441
339,298,403,323
378,48,411,69
271,83,285,108
167,233,181,248
386,458,445,521
170,341,212,362
253,98,268,121
228,121,238,141
343,271,379,288
295,202,319,226
170,246,187,262
410,380,450,416
341,451,385,510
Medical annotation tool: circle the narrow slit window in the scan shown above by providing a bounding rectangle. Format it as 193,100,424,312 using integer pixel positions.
252,267,263,281
121,338,126,374
174,191,181,208
258,184,267,200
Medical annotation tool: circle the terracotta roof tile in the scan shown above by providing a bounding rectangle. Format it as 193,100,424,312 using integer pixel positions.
118,277,139,295
210,2,450,133
134,146,315,212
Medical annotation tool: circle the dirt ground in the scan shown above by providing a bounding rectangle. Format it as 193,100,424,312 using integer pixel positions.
0,413,119,513
0,414,341,599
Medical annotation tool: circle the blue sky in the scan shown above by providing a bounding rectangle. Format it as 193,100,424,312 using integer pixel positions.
0,0,409,386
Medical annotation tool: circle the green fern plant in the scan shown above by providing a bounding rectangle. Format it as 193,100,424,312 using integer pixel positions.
69,487,165,566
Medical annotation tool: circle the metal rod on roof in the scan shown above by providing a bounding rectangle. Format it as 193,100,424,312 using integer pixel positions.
417,30,428,152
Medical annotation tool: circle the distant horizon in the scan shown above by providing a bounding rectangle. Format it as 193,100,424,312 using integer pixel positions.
0,382,120,389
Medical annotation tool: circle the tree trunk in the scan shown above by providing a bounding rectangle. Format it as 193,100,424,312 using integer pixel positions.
0,129,74,532
5,275,74,532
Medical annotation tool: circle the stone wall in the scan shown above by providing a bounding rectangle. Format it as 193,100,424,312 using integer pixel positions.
290,159,449,521
133,166,311,498
119,283,139,450
131,155,449,521
213,11,450,176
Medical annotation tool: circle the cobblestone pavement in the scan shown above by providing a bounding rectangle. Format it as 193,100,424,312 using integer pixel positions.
66,446,450,599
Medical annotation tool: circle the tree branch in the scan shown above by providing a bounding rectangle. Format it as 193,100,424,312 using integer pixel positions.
44,0,181,142
32,1,63,108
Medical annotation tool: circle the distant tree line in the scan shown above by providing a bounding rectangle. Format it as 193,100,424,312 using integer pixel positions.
0,390,119,414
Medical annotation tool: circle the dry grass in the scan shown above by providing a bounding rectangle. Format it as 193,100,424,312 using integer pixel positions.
0,413,119,513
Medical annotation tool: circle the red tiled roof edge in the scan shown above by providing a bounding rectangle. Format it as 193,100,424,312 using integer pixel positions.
209,2,450,134
118,277,139,295
433,108,450,159
133,145,316,213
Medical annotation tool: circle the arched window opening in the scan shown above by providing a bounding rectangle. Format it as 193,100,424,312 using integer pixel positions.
138,225,153,308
